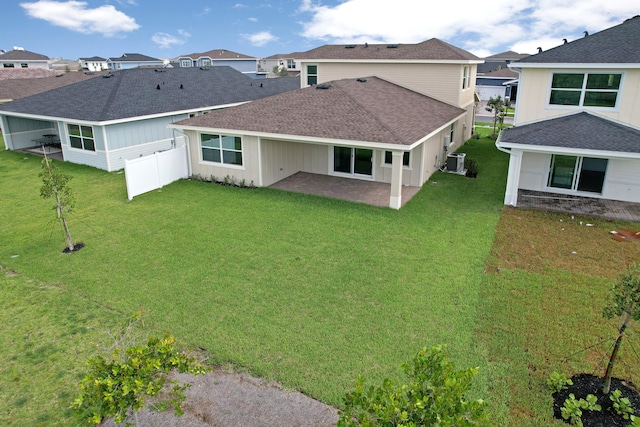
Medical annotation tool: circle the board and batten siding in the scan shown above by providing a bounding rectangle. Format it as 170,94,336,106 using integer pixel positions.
302,62,475,107
518,152,640,203
104,116,185,150
515,68,640,128
1,116,56,150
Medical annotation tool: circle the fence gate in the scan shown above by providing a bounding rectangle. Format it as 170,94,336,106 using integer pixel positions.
124,145,188,200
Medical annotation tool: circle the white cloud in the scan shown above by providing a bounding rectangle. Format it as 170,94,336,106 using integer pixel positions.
20,0,139,36
233,3,248,8
298,0,639,56
152,30,190,49
249,17,258,22
244,31,278,47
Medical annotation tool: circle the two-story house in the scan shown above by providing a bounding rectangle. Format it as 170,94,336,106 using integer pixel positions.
169,39,482,209
172,49,261,78
476,50,529,102
497,16,640,207
79,56,108,72
107,53,165,70
259,53,303,77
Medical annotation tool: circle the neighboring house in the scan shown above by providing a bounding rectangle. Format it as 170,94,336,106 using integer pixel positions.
475,68,519,102
166,38,481,209
107,53,165,70
172,49,261,77
0,71,107,104
497,15,640,207
0,48,50,69
50,58,80,73
0,67,299,171
259,53,303,77
478,50,530,74
79,56,108,72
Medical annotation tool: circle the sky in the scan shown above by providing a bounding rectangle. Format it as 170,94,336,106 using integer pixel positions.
1,0,638,61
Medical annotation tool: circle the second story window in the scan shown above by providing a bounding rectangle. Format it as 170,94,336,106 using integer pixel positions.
287,59,296,69
307,65,318,86
462,66,471,89
550,73,621,108
180,59,192,68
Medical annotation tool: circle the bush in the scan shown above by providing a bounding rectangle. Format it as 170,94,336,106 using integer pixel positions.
338,345,492,427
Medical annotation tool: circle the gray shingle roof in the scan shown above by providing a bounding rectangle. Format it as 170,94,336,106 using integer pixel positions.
514,15,640,64
176,49,256,60
295,38,481,61
0,67,300,122
0,71,109,101
0,49,49,61
108,53,162,63
173,77,465,145
499,112,640,153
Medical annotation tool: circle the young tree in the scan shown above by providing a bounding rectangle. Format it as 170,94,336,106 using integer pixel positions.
71,311,210,426
338,345,492,427
39,153,76,251
485,96,506,137
602,263,640,394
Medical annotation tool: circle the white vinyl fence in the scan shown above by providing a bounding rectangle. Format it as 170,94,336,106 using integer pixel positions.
124,145,188,200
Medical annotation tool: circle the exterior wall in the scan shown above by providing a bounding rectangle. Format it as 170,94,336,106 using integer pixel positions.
1,116,56,150
109,61,164,70
260,139,327,186
83,61,108,71
1,60,49,69
59,121,108,170
476,84,507,101
518,151,640,203
104,116,183,150
515,68,640,127
300,61,476,107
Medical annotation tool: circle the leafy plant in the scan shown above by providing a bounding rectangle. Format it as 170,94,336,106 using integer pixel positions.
39,154,77,251
546,371,573,393
71,311,210,426
602,263,640,394
337,345,492,427
561,393,601,426
630,414,640,426
465,158,478,178
609,389,635,419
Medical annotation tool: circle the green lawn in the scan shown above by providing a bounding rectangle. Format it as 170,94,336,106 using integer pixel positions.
1,132,638,427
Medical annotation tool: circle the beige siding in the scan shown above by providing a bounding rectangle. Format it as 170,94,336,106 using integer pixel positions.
516,68,640,127
302,62,475,107
260,139,328,186
519,152,549,190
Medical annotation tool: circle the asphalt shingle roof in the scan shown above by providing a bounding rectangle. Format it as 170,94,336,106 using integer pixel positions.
0,67,300,122
174,77,465,145
295,38,480,61
0,49,49,61
499,112,640,153
108,53,162,62
514,15,640,64
177,49,256,60
0,71,109,101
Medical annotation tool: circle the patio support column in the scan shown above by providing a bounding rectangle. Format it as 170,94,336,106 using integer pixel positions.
504,149,522,206
389,151,404,209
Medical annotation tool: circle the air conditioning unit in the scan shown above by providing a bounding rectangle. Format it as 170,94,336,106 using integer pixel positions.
446,153,466,174
443,135,451,148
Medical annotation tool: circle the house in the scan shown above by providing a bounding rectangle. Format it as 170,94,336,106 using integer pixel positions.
168,38,480,209
0,67,299,171
172,49,261,77
79,56,108,72
107,53,165,70
258,53,303,77
476,51,529,102
496,15,640,207
0,70,108,104
0,47,50,69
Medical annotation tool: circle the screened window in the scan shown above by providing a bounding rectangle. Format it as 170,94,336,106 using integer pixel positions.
68,124,95,151
384,151,410,166
549,73,621,107
201,134,243,166
307,65,318,86
547,155,607,194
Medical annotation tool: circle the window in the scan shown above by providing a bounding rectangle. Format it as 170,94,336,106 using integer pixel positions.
384,151,410,166
462,66,471,89
3,63,15,68
548,155,607,193
549,73,621,107
180,59,192,67
333,146,372,176
202,60,211,67
201,134,243,166
21,63,28,68
287,59,296,69
307,65,317,85
68,124,95,151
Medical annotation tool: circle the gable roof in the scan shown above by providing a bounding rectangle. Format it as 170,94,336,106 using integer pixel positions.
177,49,256,60
481,68,519,79
80,56,107,62
172,76,465,146
513,15,640,65
498,112,640,154
0,71,109,102
108,53,163,63
0,67,300,122
0,49,49,61
295,38,481,62
484,51,530,61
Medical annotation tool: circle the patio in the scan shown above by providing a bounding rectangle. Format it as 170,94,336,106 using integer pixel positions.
269,172,421,208
517,189,640,222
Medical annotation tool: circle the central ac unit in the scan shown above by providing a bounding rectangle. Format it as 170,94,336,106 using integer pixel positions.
446,153,466,174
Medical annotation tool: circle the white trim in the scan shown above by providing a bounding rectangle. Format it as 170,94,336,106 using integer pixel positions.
496,141,640,159
298,59,483,65
513,62,640,69
102,126,110,171
544,70,624,111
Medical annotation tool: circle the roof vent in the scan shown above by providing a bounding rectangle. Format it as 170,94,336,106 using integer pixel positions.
583,31,589,37
364,42,368,48
357,78,367,83
180,84,184,89
316,83,331,89
103,73,114,78
563,38,568,44
537,47,543,53
199,67,209,70
156,84,161,90
387,44,399,48
345,45,356,49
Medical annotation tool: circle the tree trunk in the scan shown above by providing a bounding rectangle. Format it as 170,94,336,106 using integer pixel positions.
602,312,633,394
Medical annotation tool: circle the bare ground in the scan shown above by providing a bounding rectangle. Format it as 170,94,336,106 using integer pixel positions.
101,368,340,427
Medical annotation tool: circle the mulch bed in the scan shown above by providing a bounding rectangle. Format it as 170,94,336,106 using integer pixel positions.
62,242,85,253
552,373,640,426
613,229,640,242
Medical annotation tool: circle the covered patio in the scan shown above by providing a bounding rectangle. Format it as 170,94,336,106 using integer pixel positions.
269,172,421,208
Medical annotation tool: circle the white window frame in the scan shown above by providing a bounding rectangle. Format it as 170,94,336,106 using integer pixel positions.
546,154,608,194
547,71,623,110
200,133,244,168
67,124,96,152
180,59,192,68
462,66,471,90
287,59,296,69
382,150,411,169
306,64,318,86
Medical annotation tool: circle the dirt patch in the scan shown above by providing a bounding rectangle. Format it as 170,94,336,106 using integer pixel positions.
101,368,340,427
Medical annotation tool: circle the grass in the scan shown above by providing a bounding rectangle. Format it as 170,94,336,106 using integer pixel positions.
1,131,639,426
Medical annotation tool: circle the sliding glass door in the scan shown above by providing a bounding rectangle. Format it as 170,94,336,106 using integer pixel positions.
333,146,373,177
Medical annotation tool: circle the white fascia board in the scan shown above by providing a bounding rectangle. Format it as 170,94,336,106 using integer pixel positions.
513,62,640,69
495,141,640,159
297,58,483,65
409,112,468,149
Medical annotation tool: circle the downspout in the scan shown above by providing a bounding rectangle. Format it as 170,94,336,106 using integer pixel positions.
172,127,192,176
495,130,522,207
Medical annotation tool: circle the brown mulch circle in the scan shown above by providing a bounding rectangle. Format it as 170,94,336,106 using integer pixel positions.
552,373,640,426
613,229,640,242
62,242,85,253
